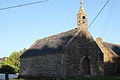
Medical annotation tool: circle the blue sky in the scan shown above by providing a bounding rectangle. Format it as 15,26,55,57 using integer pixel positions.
0,0,120,57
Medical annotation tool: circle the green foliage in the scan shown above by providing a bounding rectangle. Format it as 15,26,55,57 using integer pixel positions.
0,61,16,74
0,64,16,74
4,48,27,74
0,61,4,64
5,77,120,80
0,61,4,68
69,76,120,80
5,52,20,73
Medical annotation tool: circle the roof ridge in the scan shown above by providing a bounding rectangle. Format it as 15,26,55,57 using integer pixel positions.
103,42,120,46
36,28,77,41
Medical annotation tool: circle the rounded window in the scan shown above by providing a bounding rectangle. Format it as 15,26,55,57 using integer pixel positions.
82,16,86,19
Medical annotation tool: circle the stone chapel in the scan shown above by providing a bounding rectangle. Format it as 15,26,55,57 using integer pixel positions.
20,2,104,79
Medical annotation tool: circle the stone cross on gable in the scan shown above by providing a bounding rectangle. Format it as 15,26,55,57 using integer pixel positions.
80,1,84,6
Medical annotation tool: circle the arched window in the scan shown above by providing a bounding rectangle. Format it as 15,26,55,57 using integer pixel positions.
82,56,91,75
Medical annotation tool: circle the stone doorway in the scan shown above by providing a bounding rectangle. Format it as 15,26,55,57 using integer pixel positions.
82,57,91,75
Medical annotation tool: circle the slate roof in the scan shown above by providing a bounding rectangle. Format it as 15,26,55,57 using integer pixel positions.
20,28,78,58
103,42,120,56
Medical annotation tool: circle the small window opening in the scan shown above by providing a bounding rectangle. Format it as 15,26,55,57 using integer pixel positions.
78,21,80,24
82,16,86,19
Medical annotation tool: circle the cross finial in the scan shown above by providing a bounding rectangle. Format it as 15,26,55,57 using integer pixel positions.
80,1,84,6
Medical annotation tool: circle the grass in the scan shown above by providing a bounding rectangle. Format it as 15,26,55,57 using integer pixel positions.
69,76,120,80
8,76,120,80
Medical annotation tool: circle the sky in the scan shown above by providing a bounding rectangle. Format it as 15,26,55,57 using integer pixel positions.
0,0,120,57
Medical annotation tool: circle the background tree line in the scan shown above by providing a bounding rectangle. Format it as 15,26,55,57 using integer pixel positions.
0,48,26,74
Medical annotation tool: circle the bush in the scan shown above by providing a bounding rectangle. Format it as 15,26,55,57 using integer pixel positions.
0,64,16,74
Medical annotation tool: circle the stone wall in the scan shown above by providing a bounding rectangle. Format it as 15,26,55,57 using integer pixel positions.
20,53,65,79
63,32,104,78
20,31,104,79
96,38,117,62
96,38,120,76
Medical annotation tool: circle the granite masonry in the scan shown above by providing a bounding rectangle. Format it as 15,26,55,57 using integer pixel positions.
96,38,120,76
20,1,119,79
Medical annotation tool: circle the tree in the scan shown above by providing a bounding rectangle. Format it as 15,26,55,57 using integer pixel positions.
6,52,20,73
5,48,26,74
19,48,26,55
0,61,16,74
0,64,16,74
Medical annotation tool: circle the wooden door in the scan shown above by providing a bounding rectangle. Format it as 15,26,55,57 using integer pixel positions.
82,57,91,75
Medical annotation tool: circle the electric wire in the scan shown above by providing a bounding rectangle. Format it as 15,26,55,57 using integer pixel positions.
0,0,49,11
62,0,110,51
0,0,110,51
88,0,110,28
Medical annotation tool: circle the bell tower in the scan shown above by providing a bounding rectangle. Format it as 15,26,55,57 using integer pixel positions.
77,1,88,30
